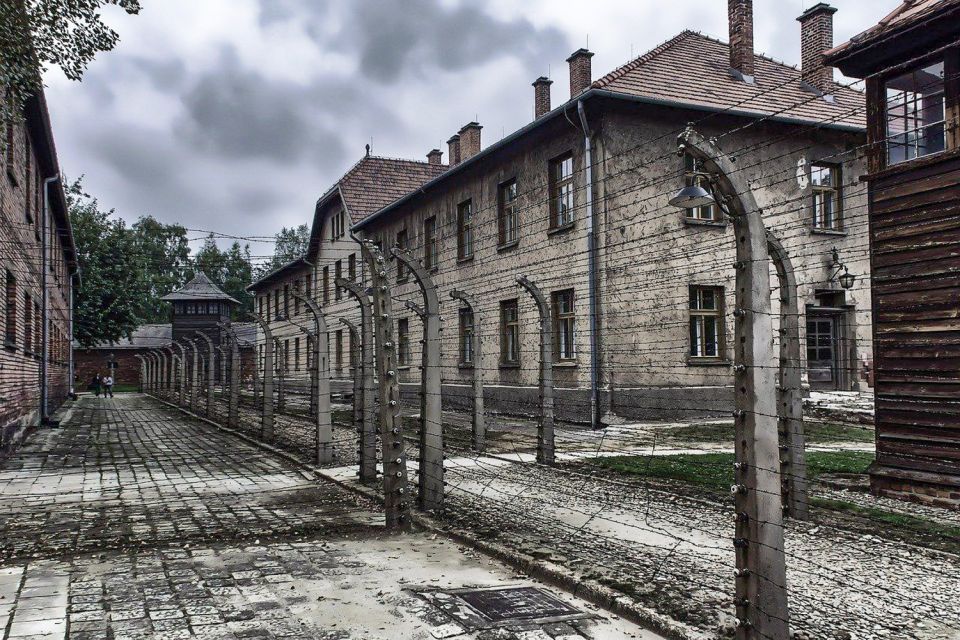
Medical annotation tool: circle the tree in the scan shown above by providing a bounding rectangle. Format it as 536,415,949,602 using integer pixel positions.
1,0,140,133
132,216,190,323
191,235,254,317
264,224,310,273
68,180,147,347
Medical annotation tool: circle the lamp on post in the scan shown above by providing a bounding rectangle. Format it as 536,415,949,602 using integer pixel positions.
668,183,716,209
830,247,856,290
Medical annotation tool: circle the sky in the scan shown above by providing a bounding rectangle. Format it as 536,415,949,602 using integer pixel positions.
42,0,894,259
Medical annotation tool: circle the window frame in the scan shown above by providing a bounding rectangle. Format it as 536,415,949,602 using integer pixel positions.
423,216,438,271
322,266,330,304
396,228,409,282
551,289,576,362
457,199,474,261
688,285,725,361
334,260,342,301
500,299,520,366
883,57,949,166
497,178,520,248
458,307,475,365
397,318,410,366
811,162,843,231
294,337,301,371
4,269,16,350
549,152,575,229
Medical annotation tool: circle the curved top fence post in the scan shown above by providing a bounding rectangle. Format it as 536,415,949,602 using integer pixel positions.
450,288,485,452
516,275,554,466
250,314,275,440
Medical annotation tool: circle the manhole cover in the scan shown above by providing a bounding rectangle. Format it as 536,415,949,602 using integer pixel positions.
412,585,589,630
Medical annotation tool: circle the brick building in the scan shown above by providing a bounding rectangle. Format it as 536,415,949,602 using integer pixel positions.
256,0,874,424
1,88,79,447
825,0,960,506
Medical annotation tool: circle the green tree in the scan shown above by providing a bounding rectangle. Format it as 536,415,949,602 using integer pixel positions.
1,0,140,133
68,180,146,347
264,224,310,273
191,235,254,317
132,216,190,323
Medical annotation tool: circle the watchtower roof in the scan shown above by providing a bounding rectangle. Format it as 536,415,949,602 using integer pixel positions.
160,272,239,303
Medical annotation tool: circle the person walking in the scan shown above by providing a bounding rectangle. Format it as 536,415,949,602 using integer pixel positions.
103,374,115,398
91,374,102,397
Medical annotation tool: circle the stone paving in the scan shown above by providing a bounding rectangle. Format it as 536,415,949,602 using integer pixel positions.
0,395,661,640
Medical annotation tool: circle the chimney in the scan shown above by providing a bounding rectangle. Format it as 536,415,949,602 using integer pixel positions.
427,148,443,165
458,122,482,161
447,134,461,166
533,76,553,119
728,0,755,80
566,48,594,97
798,3,838,95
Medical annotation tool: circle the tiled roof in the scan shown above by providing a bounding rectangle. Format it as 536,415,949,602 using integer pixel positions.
160,271,240,303
247,257,312,292
593,30,866,130
338,155,448,223
825,0,960,61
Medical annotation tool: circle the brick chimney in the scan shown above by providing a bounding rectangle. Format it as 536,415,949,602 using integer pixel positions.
728,0,755,80
533,76,553,119
426,149,443,165
458,122,482,161
566,48,594,97
798,3,837,95
447,134,461,167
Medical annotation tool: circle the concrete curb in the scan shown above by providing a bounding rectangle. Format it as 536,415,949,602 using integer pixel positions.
150,392,705,640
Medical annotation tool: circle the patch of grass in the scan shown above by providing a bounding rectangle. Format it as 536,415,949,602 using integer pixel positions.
812,497,960,544
662,421,874,445
591,451,875,493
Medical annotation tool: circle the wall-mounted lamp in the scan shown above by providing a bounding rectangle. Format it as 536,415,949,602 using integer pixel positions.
830,247,856,290
668,184,715,209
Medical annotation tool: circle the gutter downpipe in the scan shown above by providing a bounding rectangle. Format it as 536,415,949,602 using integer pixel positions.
577,100,600,429
41,174,60,423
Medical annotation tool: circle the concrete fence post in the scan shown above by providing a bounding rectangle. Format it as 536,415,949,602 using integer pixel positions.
450,289,485,451
292,290,334,465
172,342,187,407
185,339,200,413
359,239,412,529
338,278,377,485
218,322,241,429
163,346,177,401
251,314,275,440
392,247,444,512
135,355,146,393
273,337,286,414
767,231,808,521
158,349,168,397
679,127,790,640
516,275,555,466
195,331,216,417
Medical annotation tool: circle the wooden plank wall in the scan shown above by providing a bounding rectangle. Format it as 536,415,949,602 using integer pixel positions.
871,153,960,477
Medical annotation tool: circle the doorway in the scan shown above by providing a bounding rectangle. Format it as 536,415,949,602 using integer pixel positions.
806,291,857,391
806,315,838,387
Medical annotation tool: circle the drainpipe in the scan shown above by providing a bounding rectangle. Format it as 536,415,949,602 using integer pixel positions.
41,174,60,423
577,100,600,429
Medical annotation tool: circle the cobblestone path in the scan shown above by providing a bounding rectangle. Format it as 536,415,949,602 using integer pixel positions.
0,395,659,640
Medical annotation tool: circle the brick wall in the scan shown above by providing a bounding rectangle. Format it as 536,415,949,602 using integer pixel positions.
1,92,74,447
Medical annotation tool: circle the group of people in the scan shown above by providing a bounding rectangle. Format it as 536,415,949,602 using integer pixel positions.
90,374,115,397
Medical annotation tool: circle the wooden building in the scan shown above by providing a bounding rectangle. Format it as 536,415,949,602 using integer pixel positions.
825,0,960,507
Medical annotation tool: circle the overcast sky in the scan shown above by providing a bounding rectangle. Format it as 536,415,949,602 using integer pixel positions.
42,0,893,260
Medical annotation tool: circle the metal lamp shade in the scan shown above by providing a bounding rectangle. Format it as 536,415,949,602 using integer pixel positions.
839,271,856,290
668,184,715,209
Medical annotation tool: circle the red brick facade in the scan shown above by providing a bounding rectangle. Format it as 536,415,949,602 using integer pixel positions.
0,90,77,448
798,3,838,94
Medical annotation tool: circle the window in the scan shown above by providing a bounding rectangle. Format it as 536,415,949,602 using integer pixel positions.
500,299,520,365
683,154,718,221
458,308,474,364
552,289,575,361
397,319,410,366
322,266,330,304
396,228,408,282
348,253,356,281
283,339,290,371
273,289,280,320
23,293,32,354
305,274,312,299
331,209,346,240
283,284,290,318
24,133,32,223
549,153,574,228
424,216,438,270
457,199,474,260
258,296,264,318
335,329,343,372
294,279,301,315
334,260,342,301
689,286,724,359
294,337,301,371
4,270,15,348
811,163,842,230
885,60,946,165
498,179,519,246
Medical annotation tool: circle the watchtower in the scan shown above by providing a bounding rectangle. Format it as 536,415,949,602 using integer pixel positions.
161,272,237,349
